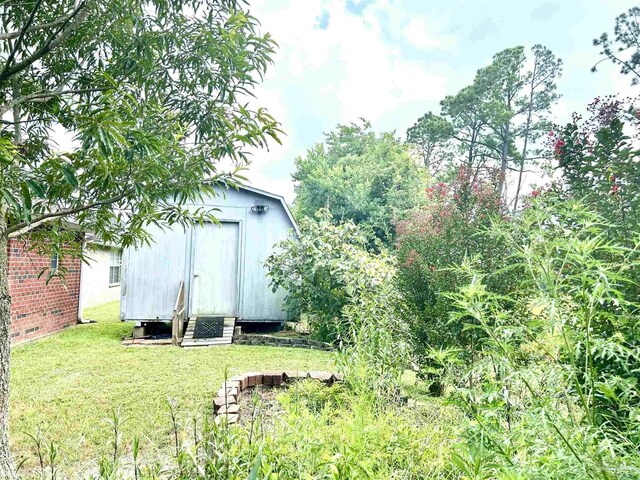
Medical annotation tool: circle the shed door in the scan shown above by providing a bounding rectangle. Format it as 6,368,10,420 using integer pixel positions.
190,222,240,316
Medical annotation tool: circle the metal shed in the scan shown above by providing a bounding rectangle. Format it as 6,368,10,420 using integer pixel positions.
120,185,297,345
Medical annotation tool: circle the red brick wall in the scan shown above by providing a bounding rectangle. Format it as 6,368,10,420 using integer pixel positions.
7,238,81,344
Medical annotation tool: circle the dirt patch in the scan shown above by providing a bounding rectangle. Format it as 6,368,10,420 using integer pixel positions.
237,385,287,430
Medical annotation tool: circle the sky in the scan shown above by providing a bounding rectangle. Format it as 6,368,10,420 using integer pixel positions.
241,0,638,202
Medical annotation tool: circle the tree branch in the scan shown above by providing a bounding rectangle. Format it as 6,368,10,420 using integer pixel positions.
2,0,44,74
7,190,130,238
0,13,73,41
0,87,110,115
0,1,90,86
0,116,49,125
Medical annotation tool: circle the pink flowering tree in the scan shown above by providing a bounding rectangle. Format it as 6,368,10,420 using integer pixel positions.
550,95,640,238
395,167,512,374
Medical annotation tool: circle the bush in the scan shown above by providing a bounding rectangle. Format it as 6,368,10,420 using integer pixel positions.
395,167,513,370
552,95,640,307
553,95,640,238
266,210,403,345
267,209,411,399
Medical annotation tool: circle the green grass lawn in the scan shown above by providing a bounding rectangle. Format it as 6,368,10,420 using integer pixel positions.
10,302,332,474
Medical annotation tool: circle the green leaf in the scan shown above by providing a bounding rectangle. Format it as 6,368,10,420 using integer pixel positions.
20,184,32,222
1,189,21,213
26,180,46,198
61,166,79,188
248,448,263,480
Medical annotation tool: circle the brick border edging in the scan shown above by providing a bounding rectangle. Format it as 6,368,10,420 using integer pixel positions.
213,371,343,424
233,333,332,351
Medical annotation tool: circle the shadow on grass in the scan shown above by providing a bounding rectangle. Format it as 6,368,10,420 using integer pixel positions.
81,300,132,342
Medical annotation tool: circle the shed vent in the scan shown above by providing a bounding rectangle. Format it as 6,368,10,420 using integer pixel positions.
193,317,225,339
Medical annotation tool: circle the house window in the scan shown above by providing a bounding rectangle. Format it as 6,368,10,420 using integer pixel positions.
109,249,122,286
50,253,58,271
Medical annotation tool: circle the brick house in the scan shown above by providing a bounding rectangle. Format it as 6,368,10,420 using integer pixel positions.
7,237,82,344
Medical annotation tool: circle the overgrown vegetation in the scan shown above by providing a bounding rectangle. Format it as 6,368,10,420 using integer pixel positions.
266,209,405,348
447,197,640,478
35,379,461,480
395,167,512,369
14,301,463,479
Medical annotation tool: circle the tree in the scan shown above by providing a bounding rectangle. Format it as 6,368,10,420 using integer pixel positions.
476,46,526,197
405,111,453,174
475,45,561,205
440,82,508,187
0,1,280,476
410,45,561,204
395,167,511,369
440,84,496,179
292,120,428,248
265,210,400,343
553,95,640,241
512,45,562,211
593,6,640,85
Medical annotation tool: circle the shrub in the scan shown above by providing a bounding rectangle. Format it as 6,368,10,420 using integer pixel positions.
266,210,402,344
267,209,411,398
395,167,513,370
553,95,640,238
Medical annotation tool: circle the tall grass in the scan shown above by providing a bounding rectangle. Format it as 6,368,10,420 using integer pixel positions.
444,198,640,479
18,294,462,479
19,379,461,479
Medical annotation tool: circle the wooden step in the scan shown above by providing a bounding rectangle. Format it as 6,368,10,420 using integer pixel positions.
181,339,232,347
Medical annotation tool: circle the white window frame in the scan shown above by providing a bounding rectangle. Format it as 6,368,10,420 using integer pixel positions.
109,248,122,286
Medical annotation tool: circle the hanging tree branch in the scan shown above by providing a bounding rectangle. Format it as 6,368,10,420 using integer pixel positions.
0,87,111,115
0,13,74,41
7,190,132,238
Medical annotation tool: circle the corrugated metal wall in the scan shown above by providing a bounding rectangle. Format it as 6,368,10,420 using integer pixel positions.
120,187,295,322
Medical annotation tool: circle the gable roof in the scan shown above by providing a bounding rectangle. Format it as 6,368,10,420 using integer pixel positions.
236,184,300,236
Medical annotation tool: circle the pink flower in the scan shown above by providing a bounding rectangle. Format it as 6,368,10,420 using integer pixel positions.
405,249,420,267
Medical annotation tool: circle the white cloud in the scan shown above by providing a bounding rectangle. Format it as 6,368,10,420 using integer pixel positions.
252,0,453,125
405,18,445,49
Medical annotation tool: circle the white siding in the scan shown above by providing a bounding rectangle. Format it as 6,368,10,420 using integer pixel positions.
241,199,291,320
81,245,121,310
121,224,188,321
